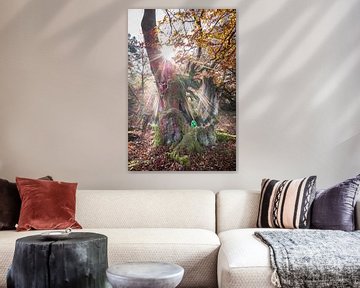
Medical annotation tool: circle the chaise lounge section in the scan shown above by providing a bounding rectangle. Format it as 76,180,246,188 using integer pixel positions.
216,189,360,288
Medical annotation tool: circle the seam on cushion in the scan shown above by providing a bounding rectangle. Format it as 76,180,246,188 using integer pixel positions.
351,183,359,204
221,246,230,270
2,240,219,246
228,266,270,270
313,224,353,229
218,246,230,287
109,243,220,247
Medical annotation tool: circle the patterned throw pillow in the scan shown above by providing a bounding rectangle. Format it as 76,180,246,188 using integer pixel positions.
257,176,317,229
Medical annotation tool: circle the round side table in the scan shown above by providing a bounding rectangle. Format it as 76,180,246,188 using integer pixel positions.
106,262,184,288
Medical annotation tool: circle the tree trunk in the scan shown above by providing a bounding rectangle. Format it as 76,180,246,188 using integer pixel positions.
141,9,186,144
141,10,162,81
140,9,217,148
141,9,172,111
203,77,218,126
7,232,108,288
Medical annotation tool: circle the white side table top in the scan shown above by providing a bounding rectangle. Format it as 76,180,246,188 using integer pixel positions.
106,262,184,288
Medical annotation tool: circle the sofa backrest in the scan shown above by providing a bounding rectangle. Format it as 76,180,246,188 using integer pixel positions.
216,190,260,233
76,190,216,231
217,190,360,233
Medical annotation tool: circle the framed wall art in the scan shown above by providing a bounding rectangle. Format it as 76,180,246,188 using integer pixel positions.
128,9,236,171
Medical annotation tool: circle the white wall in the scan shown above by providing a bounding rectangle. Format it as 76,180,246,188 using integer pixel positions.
0,0,359,191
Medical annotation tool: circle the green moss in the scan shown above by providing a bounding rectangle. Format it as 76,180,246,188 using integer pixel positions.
174,128,203,155
197,126,216,146
151,124,163,147
216,131,236,142
167,127,205,167
168,151,190,166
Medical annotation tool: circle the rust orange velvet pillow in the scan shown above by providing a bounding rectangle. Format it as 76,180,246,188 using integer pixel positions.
16,177,82,231
0,176,53,230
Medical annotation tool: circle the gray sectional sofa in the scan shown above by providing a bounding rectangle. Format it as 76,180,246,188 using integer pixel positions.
0,189,359,288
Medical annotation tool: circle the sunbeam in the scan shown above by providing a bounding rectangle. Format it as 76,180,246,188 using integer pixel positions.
161,45,175,62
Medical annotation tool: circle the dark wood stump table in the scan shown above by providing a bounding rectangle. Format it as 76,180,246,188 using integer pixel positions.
7,232,108,288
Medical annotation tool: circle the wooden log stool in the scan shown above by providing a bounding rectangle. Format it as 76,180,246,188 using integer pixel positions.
7,232,108,288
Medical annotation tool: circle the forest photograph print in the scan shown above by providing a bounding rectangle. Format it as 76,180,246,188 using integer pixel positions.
128,9,236,171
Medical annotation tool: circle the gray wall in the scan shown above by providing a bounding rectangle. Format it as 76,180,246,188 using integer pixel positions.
0,0,359,191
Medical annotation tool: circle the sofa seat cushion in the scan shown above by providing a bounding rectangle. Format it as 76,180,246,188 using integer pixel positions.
0,228,219,288
218,228,281,288
101,228,220,288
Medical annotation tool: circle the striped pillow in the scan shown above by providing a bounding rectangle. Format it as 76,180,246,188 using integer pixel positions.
257,176,316,229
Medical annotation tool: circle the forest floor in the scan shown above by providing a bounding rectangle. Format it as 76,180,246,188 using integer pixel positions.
128,110,236,171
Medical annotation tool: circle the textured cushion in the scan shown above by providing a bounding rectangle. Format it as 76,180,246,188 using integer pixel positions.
0,176,52,230
0,228,220,288
0,179,20,230
76,190,215,231
218,228,277,288
257,176,316,229
311,174,360,231
216,190,260,233
16,177,82,231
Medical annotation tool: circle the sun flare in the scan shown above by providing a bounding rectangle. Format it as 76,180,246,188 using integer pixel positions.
161,46,175,61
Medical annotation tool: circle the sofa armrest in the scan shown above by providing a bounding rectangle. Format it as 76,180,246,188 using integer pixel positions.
356,200,360,230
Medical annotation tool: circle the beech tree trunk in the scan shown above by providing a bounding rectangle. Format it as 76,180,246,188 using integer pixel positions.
141,9,185,144
141,10,162,78
140,9,217,148
203,77,218,126
141,9,169,110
